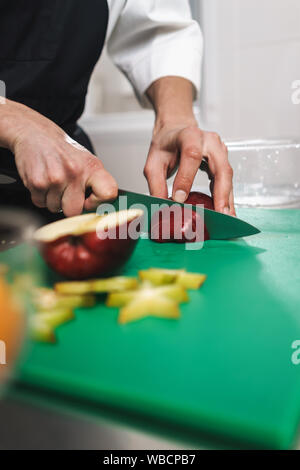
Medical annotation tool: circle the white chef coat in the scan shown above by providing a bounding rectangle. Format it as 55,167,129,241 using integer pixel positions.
106,0,203,107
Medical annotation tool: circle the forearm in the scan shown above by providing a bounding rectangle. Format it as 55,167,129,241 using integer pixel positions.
146,77,197,130
0,99,21,150
0,99,64,152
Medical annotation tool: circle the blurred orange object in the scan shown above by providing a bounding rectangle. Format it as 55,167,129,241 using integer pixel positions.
0,274,24,383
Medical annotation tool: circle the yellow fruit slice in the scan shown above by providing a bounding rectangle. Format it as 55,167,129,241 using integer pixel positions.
118,296,180,324
139,268,207,290
33,287,95,310
107,283,188,307
55,276,138,294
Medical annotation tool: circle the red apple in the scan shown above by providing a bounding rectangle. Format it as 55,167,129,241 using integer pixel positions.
34,209,143,280
185,191,214,210
151,192,214,243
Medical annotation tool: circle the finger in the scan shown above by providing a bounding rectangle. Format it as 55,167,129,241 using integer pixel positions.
203,134,233,214
61,183,85,217
172,128,203,203
31,189,47,208
46,186,66,213
229,189,236,216
28,175,48,209
144,150,169,199
84,169,118,211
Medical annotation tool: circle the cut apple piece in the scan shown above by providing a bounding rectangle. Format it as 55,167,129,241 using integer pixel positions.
107,283,188,307
34,209,144,279
55,276,138,295
118,296,180,324
30,316,56,343
139,268,207,290
33,287,95,310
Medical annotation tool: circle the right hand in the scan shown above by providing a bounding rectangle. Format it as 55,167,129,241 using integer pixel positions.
0,100,118,217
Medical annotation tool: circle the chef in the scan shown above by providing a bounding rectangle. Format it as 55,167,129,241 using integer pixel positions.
0,0,235,221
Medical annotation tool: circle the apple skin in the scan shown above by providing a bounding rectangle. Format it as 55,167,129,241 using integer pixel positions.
185,191,214,211
151,191,214,243
40,221,139,280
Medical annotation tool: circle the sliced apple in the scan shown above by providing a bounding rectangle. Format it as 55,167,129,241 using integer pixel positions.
107,283,188,307
139,268,207,290
34,209,144,280
55,276,138,295
33,287,96,310
118,296,180,324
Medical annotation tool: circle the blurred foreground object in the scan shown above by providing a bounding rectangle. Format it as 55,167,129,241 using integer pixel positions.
0,208,40,388
0,272,23,384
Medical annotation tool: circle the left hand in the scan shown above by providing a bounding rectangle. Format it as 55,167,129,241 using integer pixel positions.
144,120,236,216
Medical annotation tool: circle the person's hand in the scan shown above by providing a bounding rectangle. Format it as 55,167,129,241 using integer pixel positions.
0,100,118,217
144,120,235,216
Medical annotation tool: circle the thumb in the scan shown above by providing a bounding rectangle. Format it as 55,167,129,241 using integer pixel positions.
84,168,118,211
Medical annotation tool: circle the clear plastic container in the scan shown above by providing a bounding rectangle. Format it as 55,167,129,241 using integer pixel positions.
227,139,300,208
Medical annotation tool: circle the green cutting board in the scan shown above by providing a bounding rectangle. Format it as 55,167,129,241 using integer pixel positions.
2,209,300,449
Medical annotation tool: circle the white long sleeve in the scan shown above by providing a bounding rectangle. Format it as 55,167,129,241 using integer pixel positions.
106,0,203,107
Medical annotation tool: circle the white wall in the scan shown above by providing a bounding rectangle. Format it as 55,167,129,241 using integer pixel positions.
200,0,300,139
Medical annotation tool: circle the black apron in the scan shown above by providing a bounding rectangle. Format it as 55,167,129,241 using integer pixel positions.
0,0,108,222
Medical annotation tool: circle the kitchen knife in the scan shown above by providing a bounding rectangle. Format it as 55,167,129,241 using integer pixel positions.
112,190,260,240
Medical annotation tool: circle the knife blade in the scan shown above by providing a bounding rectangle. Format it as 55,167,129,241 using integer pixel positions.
112,189,260,240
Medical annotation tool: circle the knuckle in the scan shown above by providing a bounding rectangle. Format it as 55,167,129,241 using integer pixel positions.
29,176,48,192
106,183,118,200
65,159,81,178
225,163,234,177
87,155,102,170
209,131,222,142
184,145,202,161
143,165,151,178
222,142,228,152
48,172,64,186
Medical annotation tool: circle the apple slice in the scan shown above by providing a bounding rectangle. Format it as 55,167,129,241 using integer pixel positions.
139,268,207,290
118,296,180,324
33,287,96,310
55,276,138,295
34,209,144,279
106,283,188,307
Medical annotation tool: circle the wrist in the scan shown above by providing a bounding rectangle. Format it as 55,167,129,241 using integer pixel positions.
0,100,26,151
153,113,198,135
